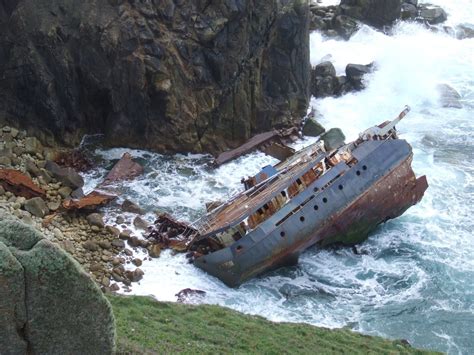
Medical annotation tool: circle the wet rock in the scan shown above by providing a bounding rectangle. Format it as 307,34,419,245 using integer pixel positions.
176,288,206,303
45,161,84,190
87,213,105,229
109,283,120,292
111,239,125,249
132,258,143,267
119,230,131,240
106,225,120,237
346,63,373,90
417,4,448,25
47,201,61,212
24,197,49,218
127,236,142,248
334,15,359,40
401,3,417,20
321,128,346,151
115,216,125,225
123,249,133,257
437,84,462,109
303,118,326,137
133,216,149,230
340,0,402,28
121,200,145,215
125,268,144,283
148,244,162,258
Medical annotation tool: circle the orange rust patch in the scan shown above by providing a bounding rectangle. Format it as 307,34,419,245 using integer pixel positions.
0,169,46,199
63,190,116,211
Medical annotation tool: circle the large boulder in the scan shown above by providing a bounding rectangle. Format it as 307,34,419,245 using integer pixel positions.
0,0,310,155
417,4,448,25
340,0,402,28
45,160,84,189
0,212,116,353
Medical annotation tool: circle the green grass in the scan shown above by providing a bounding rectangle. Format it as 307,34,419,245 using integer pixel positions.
109,295,438,355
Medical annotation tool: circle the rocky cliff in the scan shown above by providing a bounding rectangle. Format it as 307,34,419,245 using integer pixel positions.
0,0,310,154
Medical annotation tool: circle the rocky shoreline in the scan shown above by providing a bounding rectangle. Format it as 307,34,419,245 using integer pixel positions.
0,125,156,292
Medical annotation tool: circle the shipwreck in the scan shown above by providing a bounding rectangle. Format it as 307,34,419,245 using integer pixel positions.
150,106,428,287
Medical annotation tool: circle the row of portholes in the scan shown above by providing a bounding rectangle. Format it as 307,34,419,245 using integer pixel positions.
280,164,368,239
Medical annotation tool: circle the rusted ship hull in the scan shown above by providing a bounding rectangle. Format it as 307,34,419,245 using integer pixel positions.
194,138,428,287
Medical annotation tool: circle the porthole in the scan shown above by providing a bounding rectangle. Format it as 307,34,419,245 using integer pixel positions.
356,170,361,176
313,187,319,193
362,165,367,171
280,231,286,237
314,205,319,211
300,216,305,222
338,185,343,190
236,245,243,252
323,197,328,203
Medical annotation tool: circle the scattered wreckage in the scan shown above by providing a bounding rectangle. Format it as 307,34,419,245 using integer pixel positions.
148,106,428,287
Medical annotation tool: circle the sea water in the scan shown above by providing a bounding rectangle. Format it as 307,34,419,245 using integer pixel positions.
83,1,473,352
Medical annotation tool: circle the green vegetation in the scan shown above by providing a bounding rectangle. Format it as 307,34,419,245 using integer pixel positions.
109,295,437,354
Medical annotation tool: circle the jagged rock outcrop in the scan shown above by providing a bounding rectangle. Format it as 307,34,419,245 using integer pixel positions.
0,212,116,354
310,61,374,98
0,0,310,155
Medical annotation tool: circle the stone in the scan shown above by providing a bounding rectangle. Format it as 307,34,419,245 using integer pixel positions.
99,241,112,250
58,186,73,199
59,240,75,254
87,213,105,228
111,239,125,249
125,268,144,282
132,258,143,267
106,225,120,237
346,63,373,90
24,137,43,155
0,213,115,353
83,241,100,252
321,128,346,151
45,161,84,189
127,236,142,248
148,244,162,258
25,159,41,177
10,127,19,138
314,61,336,77
303,118,326,137
115,215,125,224
0,156,12,166
110,283,120,292
24,197,49,218
119,230,131,240
121,200,145,215
340,0,402,28
133,216,150,230
47,201,61,211
417,4,448,25
401,3,417,20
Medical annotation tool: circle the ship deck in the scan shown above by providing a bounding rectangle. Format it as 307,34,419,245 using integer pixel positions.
193,152,326,237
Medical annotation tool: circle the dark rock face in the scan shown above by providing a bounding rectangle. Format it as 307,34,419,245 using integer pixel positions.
0,0,310,155
340,0,402,28
0,212,116,354
311,62,374,98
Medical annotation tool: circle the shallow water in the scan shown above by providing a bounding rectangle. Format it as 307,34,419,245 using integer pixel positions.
83,1,474,353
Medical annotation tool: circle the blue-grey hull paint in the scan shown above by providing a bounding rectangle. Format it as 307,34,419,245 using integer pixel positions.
195,139,427,287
